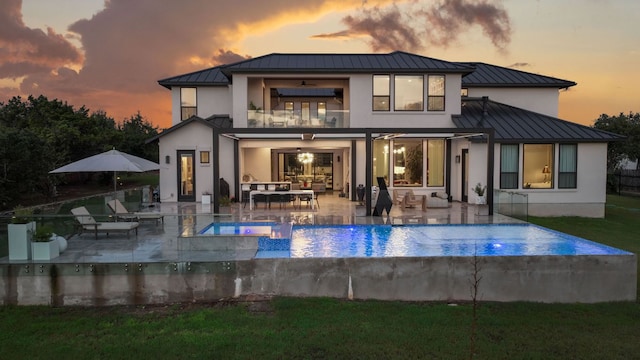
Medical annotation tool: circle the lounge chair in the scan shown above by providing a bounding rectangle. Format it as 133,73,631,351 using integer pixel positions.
107,199,164,224
71,206,139,239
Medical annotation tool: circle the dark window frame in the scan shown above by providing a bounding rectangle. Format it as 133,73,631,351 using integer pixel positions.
373,74,390,111
180,87,197,121
558,143,578,189
427,74,446,111
500,144,519,189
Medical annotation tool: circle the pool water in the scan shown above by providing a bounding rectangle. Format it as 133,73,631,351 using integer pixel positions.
256,224,630,258
199,222,276,236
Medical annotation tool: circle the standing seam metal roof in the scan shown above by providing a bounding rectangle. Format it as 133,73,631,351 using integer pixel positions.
459,62,577,88
453,98,623,142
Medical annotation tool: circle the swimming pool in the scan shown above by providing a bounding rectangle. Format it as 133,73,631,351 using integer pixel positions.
255,224,630,258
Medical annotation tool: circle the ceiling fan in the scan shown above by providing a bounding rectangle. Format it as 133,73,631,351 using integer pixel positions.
298,80,317,87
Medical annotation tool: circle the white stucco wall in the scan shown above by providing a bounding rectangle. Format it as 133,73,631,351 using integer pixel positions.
350,74,461,128
169,86,232,126
466,87,560,117
157,121,235,203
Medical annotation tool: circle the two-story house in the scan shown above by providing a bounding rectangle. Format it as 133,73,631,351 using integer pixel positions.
149,51,621,217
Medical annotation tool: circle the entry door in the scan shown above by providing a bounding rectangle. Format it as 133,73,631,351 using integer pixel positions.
461,149,469,202
177,150,196,202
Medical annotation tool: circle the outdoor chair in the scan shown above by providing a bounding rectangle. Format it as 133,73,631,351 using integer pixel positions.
107,199,164,225
402,190,426,211
71,206,139,239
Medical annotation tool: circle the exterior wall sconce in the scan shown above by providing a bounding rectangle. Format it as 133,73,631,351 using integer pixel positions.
165,155,171,164
455,155,461,163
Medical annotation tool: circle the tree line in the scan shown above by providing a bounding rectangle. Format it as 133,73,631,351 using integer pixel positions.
0,95,159,210
592,111,640,171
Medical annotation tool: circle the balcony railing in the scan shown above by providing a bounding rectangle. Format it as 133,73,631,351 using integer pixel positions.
494,189,528,221
247,110,350,128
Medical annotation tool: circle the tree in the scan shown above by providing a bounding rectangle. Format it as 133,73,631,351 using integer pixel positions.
0,95,159,209
592,112,640,171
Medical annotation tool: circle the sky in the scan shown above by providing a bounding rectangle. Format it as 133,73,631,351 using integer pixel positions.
1,0,638,129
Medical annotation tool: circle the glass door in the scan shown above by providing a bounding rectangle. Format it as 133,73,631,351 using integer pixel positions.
178,150,195,202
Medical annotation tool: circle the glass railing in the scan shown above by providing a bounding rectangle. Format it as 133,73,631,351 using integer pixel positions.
494,189,528,221
247,110,350,128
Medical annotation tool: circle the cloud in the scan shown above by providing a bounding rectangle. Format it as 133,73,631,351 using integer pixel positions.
314,0,511,52
211,49,252,66
322,5,423,52
507,62,531,69
0,0,82,78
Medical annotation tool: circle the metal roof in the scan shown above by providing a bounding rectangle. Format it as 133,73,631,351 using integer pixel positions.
158,66,229,89
222,51,474,74
145,115,231,143
453,98,622,142
459,62,576,88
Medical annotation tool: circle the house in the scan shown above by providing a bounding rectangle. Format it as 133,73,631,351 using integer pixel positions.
149,51,622,217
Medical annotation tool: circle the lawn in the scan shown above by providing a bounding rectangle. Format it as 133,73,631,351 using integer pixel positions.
0,194,638,359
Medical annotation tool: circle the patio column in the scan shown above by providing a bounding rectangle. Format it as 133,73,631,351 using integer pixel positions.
486,128,495,215
213,128,220,214
365,131,372,216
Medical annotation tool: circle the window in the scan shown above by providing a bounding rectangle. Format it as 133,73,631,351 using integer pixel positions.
373,75,390,111
461,88,468,97
395,75,423,111
200,151,210,164
558,144,577,188
318,102,326,122
427,75,445,111
500,144,519,189
393,139,422,186
523,144,553,189
301,102,310,122
373,139,390,187
427,139,444,187
180,87,197,120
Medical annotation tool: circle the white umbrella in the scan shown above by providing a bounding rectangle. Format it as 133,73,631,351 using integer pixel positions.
50,149,160,195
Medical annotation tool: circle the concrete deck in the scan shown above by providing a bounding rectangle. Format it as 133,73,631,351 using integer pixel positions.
1,192,636,305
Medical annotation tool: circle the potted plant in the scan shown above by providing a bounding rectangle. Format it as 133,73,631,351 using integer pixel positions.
31,225,60,261
473,183,486,203
473,183,489,215
202,191,212,205
8,206,36,260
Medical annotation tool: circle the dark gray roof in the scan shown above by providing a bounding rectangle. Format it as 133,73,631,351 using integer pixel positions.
145,115,232,143
277,88,337,97
158,66,229,89
222,51,474,75
459,62,576,88
453,98,623,142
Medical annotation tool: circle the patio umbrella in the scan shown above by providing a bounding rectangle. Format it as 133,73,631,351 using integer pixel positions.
49,148,160,196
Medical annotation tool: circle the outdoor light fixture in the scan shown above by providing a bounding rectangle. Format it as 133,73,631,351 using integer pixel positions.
455,155,461,163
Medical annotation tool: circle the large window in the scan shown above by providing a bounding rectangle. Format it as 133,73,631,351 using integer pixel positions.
393,139,423,186
301,102,310,122
394,75,423,111
373,75,390,111
558,144,577,188
427,139,444,186
373,139,390,187
427,75,445,111
523,144,553,189
500,144,519,189
180,87,197,120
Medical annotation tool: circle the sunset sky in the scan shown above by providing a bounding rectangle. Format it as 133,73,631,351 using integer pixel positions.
1,0,638,129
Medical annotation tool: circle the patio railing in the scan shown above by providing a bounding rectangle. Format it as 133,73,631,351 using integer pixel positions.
247,110,350,128
494,189,528,221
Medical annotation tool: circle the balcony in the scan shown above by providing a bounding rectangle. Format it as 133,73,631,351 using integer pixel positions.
247,110,350,129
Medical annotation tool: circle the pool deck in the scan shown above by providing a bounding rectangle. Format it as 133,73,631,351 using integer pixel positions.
1,193,636,305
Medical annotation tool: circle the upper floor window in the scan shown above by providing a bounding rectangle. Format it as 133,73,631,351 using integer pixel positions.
395,75,423,111
180,87,197,120
428,75,445,111
318,102,326,121
373,75,390,111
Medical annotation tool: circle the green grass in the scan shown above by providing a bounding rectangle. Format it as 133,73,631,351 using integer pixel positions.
0,299,638,359
1,194,639,359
